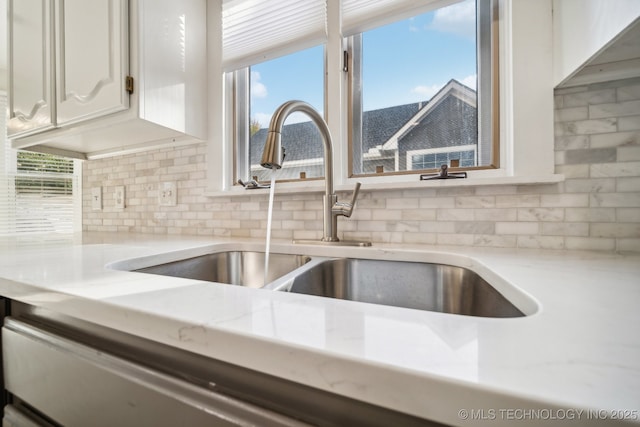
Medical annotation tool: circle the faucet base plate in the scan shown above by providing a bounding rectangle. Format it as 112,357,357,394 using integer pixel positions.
293,239,372,247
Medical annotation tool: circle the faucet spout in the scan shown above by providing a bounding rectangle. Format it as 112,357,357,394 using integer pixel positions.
260,100,369,246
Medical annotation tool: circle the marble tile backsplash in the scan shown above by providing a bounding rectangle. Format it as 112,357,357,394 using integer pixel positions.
83,78,640,252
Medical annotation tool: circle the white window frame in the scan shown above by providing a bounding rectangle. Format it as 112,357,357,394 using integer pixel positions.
206,0,560,197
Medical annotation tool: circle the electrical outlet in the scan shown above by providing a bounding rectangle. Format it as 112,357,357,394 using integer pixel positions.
114,186,125,209
91,187,102,211
158,182,177,206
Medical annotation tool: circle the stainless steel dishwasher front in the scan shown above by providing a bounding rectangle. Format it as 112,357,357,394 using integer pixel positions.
2,318,310,427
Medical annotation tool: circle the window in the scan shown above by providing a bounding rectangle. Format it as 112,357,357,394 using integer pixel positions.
238,46,325,182
0,94,81,238
216,0,498,189
349,0,498,177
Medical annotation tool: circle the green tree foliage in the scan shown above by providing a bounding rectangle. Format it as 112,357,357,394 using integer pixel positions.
15,151,74,193
250,118,262,136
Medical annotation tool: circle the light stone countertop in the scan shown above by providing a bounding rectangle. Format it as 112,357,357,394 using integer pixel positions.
0,232,639,426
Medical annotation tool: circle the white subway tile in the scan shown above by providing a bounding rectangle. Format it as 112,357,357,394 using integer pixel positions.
619,115,640,131
454,196,495,208
617,238,640,252
402,209,437,221
495,195,540,208
455,221,495,234
419,197,455,209
562,88,616,107
474,235,517,248
372,209,403,220
517,236,565,250
403,232,437,245
618,146,640,161
437,233,474,246
617,208,640,222
591,192,640,207
617,84,640,102
565,237,616,251
564,178,616,193
591,223,640,238
589,100,640,119
474,208,517,221
420,221,455,233
555,164,590,178
565,207,616,222
555,118,617,136
555,106,588,122
517,207,564,222
540,194,589,207
436,208,475,221
495,222,539,235
590,130,640,148
541,222,589,237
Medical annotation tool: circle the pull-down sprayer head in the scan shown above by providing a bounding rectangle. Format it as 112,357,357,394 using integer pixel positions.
260,131,285,170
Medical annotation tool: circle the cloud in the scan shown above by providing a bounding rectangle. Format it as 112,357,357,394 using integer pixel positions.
253,112,272,128
253,111,317,129
411,74,477,101
461,74,477,90
411,84,442,99
409,17,420,32
427,0,476,40
251,71,267,98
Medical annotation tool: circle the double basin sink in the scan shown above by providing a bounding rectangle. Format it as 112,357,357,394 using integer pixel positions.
128,250,533,318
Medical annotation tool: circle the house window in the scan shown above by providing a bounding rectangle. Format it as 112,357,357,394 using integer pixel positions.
409,145,477,170
349,0,498,177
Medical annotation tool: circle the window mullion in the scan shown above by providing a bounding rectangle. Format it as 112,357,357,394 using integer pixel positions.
347,34,363,176
326,0,347,186
234,68,251,183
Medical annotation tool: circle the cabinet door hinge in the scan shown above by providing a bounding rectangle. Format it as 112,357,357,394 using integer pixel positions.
126,76,134,94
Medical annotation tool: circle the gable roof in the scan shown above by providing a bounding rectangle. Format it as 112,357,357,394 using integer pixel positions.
380,79,476,152
249,79,477,166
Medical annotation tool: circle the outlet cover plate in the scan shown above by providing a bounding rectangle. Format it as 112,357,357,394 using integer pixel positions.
159,182,177,206
114,186,125,209
91,187,102,211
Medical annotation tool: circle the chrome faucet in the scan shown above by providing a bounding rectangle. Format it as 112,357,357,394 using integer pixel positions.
261,100,370,246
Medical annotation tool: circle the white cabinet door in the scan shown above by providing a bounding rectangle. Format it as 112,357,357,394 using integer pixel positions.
55,0,129,126
7,0,56,138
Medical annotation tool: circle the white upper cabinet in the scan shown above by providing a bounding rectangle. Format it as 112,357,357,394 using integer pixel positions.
7,0,56,137
54,0,129,127
8,0,207,159
8,0,128,138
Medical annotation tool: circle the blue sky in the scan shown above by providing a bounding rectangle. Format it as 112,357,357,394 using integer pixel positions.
250,0,477,128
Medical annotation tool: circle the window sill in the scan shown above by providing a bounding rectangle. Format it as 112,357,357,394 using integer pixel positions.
204,173,565,198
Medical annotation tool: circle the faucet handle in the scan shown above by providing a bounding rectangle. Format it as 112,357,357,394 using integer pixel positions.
333,182,361,218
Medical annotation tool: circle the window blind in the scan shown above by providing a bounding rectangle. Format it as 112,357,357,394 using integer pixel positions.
0,94,80,237
222,0,327,71
342,0,461,36
219,0,464,71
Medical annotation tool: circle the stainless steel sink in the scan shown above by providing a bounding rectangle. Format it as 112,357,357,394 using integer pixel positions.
271,258,524,318
135,251,311,288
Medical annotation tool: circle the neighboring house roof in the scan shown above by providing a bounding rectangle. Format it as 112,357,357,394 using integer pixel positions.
380,79,476,152
249,79,477,167
251,121,324,165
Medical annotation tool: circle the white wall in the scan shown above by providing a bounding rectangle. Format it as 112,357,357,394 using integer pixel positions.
553,0,640,86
